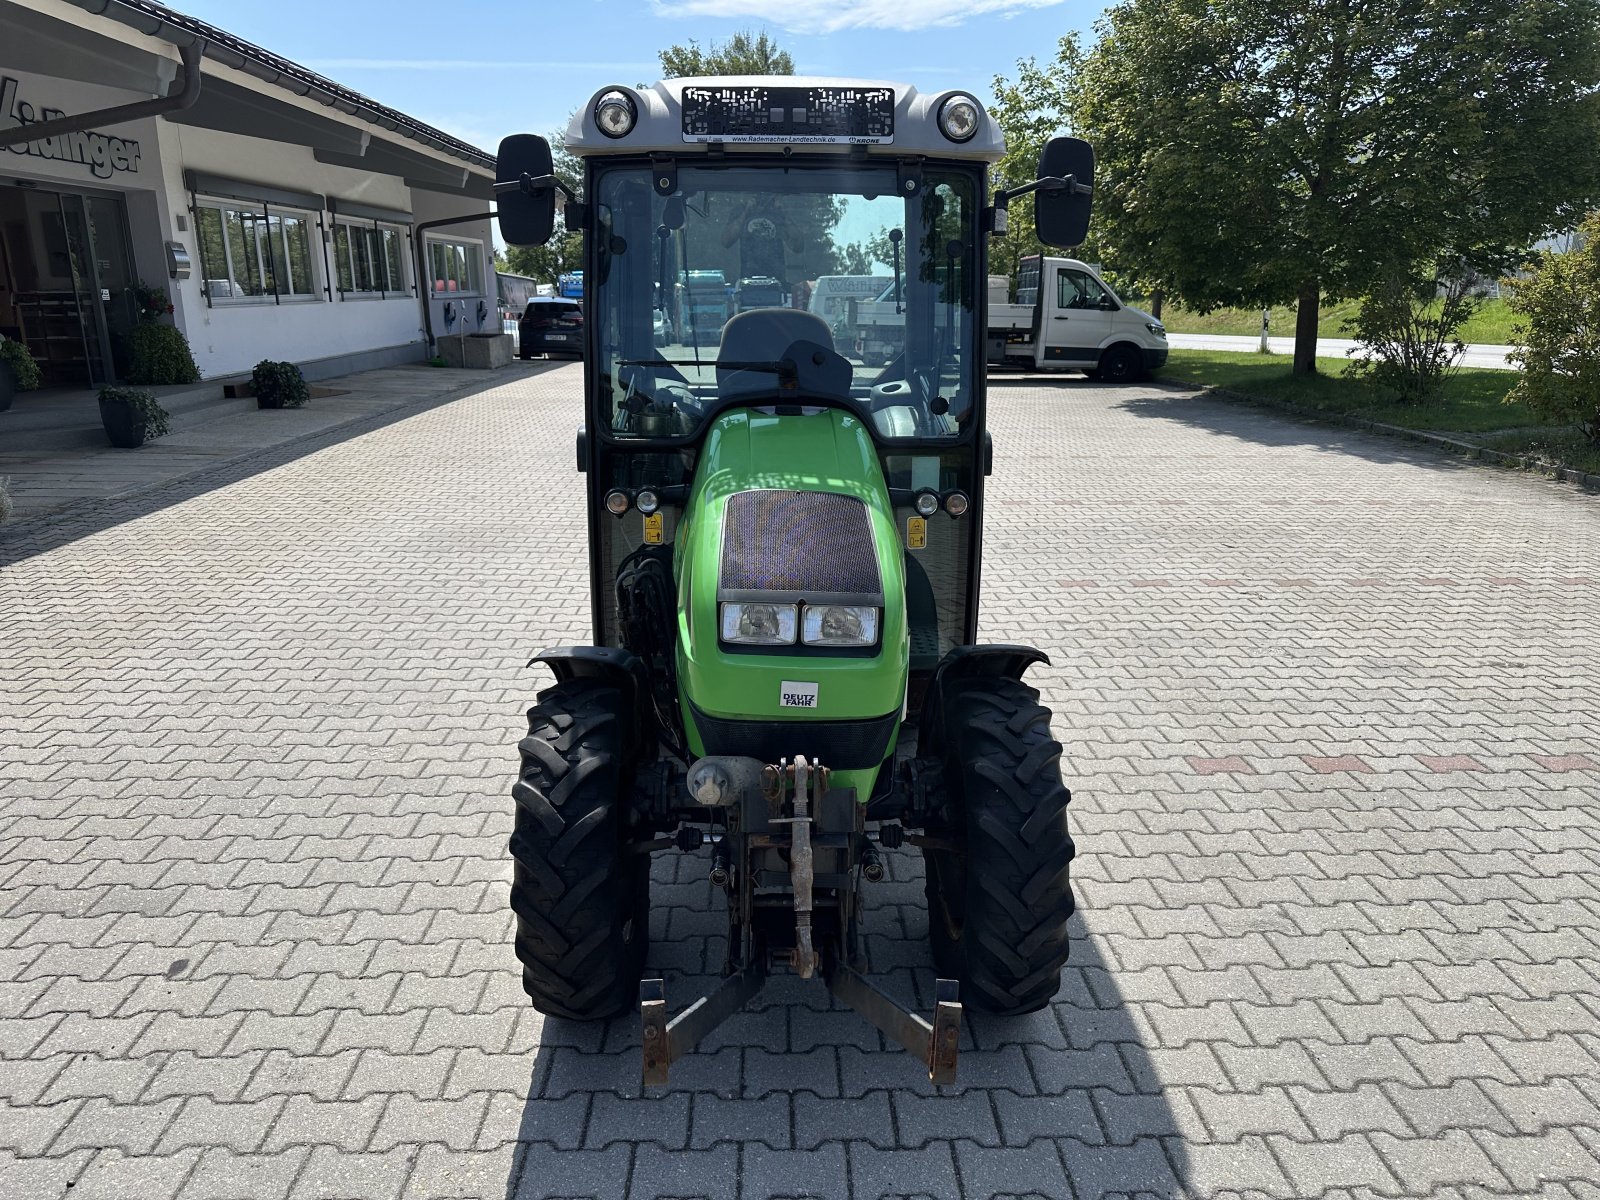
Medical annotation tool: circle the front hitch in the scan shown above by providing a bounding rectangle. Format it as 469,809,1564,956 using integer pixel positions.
638,753,962,1087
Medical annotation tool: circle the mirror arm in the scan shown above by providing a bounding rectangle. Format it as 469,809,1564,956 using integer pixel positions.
493,172,579,206
994,174,1093,206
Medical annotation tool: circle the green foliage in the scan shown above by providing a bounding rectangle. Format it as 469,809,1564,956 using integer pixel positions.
1017,0,1600,370
251,360,309,409
1507,213,1600,442
505,228,583,286
0,475,12,524
0,335,42,391
1341,270,1477,405
659,30,794,78
125,323,200,385
97,385,170,437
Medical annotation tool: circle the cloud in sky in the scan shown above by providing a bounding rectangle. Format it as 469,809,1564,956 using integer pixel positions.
649,0,1066,34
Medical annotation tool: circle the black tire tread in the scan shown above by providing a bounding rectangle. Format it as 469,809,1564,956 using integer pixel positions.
508,679,647,1020
924,677,1075,1015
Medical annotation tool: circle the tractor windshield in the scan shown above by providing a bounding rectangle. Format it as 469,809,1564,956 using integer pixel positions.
590,163,979,442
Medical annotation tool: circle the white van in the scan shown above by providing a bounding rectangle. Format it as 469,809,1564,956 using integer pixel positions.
989,256,1167,381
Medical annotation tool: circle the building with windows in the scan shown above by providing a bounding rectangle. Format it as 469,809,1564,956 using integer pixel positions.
0,0,497,388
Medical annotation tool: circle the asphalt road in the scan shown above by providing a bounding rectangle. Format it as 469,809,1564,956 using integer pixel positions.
2,363,1598,1198
1165,332,1518,371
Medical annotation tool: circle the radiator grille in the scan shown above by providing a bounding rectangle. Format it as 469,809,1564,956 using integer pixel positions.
721,490,880,595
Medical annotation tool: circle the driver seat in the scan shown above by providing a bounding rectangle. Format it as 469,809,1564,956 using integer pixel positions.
716,308,835,400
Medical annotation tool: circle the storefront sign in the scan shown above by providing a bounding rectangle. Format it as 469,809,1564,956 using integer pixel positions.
0,76,142,179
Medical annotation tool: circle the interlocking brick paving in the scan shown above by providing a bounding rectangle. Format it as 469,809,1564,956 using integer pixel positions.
2,367,1598,1199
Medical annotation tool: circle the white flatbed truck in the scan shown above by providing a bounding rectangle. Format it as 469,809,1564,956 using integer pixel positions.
855,254,1168,381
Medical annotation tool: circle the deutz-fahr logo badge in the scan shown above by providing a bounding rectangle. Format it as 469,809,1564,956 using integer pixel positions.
780,681,819,709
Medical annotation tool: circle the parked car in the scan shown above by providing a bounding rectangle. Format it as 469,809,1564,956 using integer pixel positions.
652,306,674,347
518,297,584,359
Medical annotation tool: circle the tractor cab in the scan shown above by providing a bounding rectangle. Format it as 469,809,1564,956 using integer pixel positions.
496,79,1092,1085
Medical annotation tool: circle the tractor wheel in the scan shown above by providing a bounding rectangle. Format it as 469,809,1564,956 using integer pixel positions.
509,678,649,1020
1096,343,1142,383
923,677,1075,1015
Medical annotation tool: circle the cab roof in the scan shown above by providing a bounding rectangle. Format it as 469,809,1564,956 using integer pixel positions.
564,77,1006,163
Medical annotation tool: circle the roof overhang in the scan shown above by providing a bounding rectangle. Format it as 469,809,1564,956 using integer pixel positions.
0,0,495,198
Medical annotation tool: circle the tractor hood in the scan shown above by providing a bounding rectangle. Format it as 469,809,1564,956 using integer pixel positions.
674,408,909,780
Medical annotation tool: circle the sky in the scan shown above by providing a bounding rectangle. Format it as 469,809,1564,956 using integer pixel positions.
162,0,1108,157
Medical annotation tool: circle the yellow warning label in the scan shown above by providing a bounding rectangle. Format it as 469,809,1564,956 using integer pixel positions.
906,515,927,550
643,512,664,544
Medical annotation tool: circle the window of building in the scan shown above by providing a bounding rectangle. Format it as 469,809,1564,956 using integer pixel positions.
427,236,484,296
195,198,319,303
334,219,411,297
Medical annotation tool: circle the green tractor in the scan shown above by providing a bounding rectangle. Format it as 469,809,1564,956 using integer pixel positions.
495,78,1093,1085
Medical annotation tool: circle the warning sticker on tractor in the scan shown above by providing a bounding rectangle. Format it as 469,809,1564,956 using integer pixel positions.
780,681,819,709
643,512,664,544
906,516,927,550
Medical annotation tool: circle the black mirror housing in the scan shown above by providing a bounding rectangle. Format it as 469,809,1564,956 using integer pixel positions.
496,133,557,246
1035,136,1094,249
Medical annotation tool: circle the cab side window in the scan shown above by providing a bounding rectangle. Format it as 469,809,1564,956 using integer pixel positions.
1057,269,1112,310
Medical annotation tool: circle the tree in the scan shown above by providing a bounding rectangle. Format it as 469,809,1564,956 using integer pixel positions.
1507,212,1600,443
1023,0,1600,373
660,30,793,78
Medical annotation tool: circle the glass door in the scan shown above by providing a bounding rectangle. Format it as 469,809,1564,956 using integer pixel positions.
85,195,137,380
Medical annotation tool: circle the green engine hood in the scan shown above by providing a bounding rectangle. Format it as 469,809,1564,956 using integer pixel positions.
675,408,908,785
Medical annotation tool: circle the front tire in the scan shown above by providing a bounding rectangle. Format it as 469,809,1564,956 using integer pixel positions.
1096,343,1142,383
923,677,1075,1015
509,678,649,1020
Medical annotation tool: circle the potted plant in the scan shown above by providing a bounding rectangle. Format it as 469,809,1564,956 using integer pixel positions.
0,334,44,413
125,282,200,385
98,385,170,448
252,359,309,409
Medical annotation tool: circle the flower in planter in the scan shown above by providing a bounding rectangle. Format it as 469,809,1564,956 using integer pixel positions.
97,385,171,449
133,282,176,323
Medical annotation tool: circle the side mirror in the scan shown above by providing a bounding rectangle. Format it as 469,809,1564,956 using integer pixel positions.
496,133,556,246
1035,136,1094,249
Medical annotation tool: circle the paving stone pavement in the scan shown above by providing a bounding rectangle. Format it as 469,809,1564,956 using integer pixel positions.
2,364,1599,1200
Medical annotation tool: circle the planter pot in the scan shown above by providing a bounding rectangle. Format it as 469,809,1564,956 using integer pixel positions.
438,332,513,369
99,398,148,448
0,359,15,413
256,392,285,409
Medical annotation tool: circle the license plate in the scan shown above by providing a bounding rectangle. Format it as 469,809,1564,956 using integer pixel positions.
546,334,568,341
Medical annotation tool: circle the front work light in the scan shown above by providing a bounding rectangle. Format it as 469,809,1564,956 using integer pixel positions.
801,605,880,647
595,90,637,138
636,489,660,514
720,602,798,645
938,94,980,143
914,491,940,517
604,489,630,515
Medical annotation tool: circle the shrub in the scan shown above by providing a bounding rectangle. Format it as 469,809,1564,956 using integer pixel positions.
1507,212,1600,444
0,336,43,391
1342,268,1476,405
251,359,309,409
125,323,200,385
0,476,13,524
97,385,171,438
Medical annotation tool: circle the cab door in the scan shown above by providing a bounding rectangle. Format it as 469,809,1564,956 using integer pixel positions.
1037,264,1114,367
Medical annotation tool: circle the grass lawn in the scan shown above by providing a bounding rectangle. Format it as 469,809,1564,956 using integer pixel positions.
1153,350,1533,432
1155,350,1600,476
1154,297,1517,344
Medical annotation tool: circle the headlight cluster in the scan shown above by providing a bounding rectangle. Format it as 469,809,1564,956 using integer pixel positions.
720,602,880,647
1146,322,1166,337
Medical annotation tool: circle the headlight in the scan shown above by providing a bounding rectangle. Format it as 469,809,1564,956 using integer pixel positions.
938,94,980,143
720,602,797,645
594,89,637,138
802,604,880,647
1146,322,1166,336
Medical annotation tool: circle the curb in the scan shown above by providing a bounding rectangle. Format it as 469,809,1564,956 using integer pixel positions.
0,365,550,542
1159,377,1600,492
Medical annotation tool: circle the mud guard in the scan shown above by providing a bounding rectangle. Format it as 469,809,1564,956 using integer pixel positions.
529,646,658,762
917,643,1049,749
